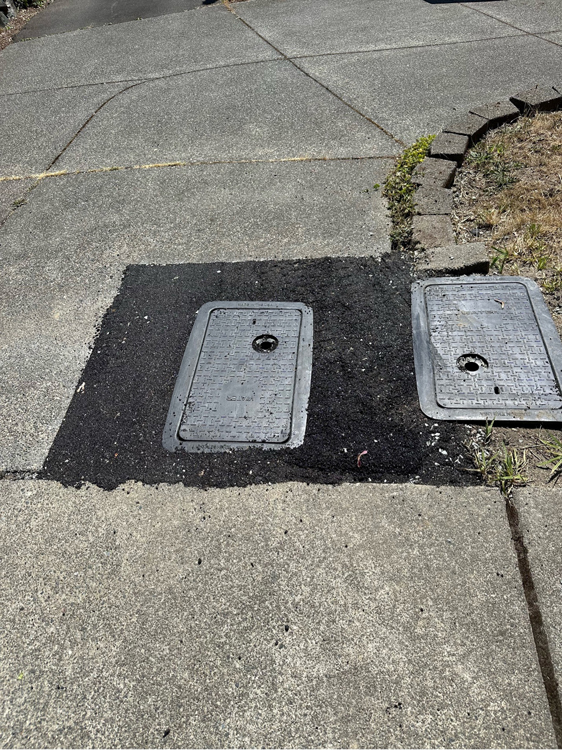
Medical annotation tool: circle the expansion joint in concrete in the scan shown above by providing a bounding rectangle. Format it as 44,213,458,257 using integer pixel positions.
290,32,528,63
224,4,406,148
459,2,562,49
505,494,562,747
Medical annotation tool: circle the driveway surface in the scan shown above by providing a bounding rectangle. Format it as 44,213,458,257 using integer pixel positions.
13,0,217,41
1,0,562,746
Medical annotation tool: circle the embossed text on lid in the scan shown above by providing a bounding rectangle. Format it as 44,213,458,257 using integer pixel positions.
412,276,562,421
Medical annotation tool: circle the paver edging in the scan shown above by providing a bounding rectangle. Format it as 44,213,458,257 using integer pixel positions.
412,84,562,278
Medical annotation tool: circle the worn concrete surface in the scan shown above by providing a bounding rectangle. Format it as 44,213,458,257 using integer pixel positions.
0,179,34,223
514,487,562,703
0,5,279,95
55,61,399,172
0,159,390,472
14,0,212,41
298,35,562,143
0,84,124,174
0,480,555,748
415,243,490,276
235,0,516,57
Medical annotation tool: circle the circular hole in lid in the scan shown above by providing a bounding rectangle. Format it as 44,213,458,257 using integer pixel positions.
457,353,489,373
252,334,279,353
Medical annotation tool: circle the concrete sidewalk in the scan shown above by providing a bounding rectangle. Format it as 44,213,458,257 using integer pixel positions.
0,480,555,747
1,0,562,745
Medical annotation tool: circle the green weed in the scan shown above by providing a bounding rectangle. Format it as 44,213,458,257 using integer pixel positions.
494,445,527,496
383,134,435,248
490,247,511,272
466,141,520,190
466,423,527,496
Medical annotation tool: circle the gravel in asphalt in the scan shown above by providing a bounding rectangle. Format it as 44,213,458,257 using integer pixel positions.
43,257,476,490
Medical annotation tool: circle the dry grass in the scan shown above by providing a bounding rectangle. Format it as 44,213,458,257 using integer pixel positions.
453,111,562,293
455,115,562,489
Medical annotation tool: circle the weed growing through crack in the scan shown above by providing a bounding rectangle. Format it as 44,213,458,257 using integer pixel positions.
465,420,527,496
484,418,495,444
495,445,528,497
538,433,562,481
383,134,435,248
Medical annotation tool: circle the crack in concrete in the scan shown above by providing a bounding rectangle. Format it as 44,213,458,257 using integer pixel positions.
0,56,279,98
505,494,562,748
1,27,551,100
45,81,145,172
0,153,395,185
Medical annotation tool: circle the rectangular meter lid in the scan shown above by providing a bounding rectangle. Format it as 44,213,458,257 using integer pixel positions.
412,276,562,421
163,301,313,452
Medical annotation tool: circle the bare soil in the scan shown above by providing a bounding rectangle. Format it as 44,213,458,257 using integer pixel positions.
0,2,53,50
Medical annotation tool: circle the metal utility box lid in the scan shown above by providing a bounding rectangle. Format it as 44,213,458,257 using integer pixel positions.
163,301,313,452
412,276,562,421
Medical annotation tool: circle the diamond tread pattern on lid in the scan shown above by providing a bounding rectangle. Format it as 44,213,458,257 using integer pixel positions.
412,276,562,421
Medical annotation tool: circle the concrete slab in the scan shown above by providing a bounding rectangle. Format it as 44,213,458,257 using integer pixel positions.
297,35,562,144
0,158,390,471
514,486,562,705
0,84,124,175
0,5,279,95
0,179,35,223
0,479,555,747
235,0,516,58
55,61,398,172
14,0,212,41
464,0,562,34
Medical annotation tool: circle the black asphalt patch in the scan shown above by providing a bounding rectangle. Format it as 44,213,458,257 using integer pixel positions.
42,257,477,490
15,0,214,41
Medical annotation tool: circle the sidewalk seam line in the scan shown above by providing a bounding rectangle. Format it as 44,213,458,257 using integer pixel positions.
224,4,406,147
0,57,279,98
506,494,562,747
289,31,527,62
459,3,562,49
3,27,551,100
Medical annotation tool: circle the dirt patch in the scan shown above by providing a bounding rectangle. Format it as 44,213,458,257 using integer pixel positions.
454,113,562,489
0,1,52,50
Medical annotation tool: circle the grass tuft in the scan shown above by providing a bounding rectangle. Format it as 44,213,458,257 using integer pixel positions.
465,420,527,497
